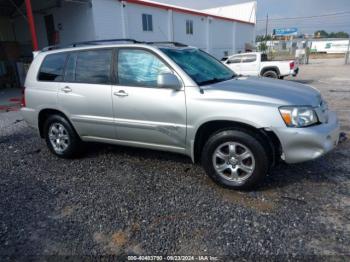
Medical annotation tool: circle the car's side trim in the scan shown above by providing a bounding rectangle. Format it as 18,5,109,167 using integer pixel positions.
71,115,187,145
71,115,115,125
81,136,187,155
71,115,186,129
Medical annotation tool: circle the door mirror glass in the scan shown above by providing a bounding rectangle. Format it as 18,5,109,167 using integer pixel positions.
157,73,181,90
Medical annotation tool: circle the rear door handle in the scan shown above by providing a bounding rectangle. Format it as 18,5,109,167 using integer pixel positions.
61,86,72,93
113,90,128,97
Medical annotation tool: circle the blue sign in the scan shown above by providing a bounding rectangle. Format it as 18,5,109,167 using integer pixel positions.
273,28,298,36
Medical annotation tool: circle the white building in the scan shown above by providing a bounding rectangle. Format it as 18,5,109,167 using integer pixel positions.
1,0,256,59
310,39,350,54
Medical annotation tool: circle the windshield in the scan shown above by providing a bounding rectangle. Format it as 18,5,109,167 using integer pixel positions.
160,48,236,86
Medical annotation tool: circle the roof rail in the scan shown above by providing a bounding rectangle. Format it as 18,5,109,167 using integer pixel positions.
147,41,188,47
41,39,143,52
41,39,188,52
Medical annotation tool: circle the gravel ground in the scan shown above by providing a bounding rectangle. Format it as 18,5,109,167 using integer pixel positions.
0,58,349,260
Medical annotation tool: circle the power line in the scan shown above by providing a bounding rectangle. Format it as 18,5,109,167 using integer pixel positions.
256,11,350,22
256,21,350,28
256,15,350,25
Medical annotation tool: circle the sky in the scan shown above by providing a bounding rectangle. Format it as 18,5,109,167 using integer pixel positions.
155,0,350,35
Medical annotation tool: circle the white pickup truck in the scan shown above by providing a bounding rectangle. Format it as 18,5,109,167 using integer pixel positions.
222,52,299,79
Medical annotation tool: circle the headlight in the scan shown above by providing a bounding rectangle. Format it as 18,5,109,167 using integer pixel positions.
279,106,319,127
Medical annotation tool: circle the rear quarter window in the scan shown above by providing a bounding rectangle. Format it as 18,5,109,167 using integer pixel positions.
38,53,67,82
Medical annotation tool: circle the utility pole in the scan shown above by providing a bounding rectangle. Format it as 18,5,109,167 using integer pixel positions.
265,13,268,39
345,37,350,65
264,13,269,53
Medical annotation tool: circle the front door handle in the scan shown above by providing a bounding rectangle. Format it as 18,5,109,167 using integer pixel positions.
61,86,72,93
113,90,128,97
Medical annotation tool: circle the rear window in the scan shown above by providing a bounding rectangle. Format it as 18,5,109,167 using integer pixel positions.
38,53,67,82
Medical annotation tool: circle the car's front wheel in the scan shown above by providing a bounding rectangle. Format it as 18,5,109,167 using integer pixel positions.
201,129,269,190
44,115,81,158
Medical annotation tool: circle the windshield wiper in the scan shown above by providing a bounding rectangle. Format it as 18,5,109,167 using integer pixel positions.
198,78,221,86
198,75,236,86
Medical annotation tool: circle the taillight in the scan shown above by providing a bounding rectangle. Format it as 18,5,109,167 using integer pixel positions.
21,88,26,107
289,61,295,70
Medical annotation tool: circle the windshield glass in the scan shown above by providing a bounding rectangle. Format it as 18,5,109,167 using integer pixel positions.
160,48,236,86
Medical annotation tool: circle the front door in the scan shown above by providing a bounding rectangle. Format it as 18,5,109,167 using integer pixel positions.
58,49,115,139
112,48,186,150
239,54,259,76
226,55,242,75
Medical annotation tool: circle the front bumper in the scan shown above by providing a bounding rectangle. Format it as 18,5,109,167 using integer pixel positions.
273,111,340,164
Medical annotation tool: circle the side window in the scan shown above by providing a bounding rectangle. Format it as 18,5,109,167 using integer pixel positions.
117,49,171,87
241,54,257,63
228,56,242,64
186,20,193,35
142,14,153,31
64,53,77,82
75,49,112,84
38,53,67,82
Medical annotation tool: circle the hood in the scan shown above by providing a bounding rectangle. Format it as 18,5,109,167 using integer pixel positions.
202,76,322,107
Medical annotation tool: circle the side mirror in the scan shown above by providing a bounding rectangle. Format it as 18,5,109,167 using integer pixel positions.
157,73,182,90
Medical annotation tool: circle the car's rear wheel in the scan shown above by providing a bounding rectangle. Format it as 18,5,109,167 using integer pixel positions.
201,129,269,190
44,115,81,158
262,70,278,79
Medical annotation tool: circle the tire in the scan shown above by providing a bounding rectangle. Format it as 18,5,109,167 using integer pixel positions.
201,129,269,190
262,70,278,79
43,114,82,158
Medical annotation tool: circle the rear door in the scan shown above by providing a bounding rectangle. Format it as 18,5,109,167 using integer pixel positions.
36,52,67,111
57,49,115,139
111,48,186,150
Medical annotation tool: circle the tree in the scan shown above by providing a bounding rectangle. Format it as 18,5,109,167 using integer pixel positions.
330,31,349,38
256,35,272,42
314,30,328,38
314,30,349,39
258,42,268,52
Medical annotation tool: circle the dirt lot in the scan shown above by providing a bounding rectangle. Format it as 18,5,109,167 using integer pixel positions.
0,58,349,260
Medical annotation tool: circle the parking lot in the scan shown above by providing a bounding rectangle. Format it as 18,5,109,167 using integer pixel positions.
0,58,349,258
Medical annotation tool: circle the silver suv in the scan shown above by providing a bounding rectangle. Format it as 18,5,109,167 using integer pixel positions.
21,40,340,189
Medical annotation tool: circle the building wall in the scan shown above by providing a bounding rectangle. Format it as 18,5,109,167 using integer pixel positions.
125,3,169,42
0,17,15,41
51,2,96,46
91,1,255,58
210,18,235,58
235,22,255,53
310,39,350,54
10,0,255,58
12,0,95,54
92,0,123,40
203,1,257,24
172,12,207,50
